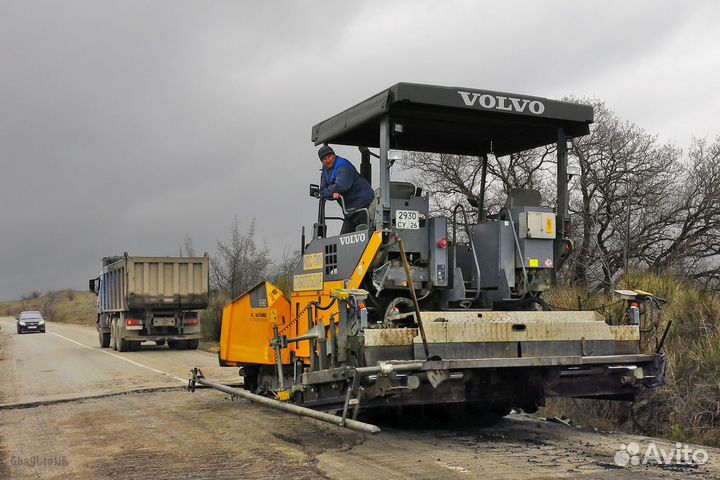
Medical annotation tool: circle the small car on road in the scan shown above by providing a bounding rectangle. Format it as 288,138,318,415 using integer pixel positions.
16,311,46,334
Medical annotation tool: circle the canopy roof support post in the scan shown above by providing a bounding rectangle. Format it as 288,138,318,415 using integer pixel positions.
554,128,569,275
479,154,488,223
556,128,568,223
377,114,391,230
360,147,372,184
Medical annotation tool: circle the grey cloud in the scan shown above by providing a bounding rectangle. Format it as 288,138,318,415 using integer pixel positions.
1,0,719,299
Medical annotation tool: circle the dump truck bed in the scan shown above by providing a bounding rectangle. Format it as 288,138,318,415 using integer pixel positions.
99,255,209,312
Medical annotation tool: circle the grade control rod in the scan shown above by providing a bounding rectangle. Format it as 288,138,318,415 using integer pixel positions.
188,368,380,434
397,238,430,358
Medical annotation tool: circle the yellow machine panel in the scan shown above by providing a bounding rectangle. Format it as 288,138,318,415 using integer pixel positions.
290,231,383,360
220,281,292,365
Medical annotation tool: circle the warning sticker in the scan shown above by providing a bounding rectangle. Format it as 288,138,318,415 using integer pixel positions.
293,272,323,291
303,252,323,270
529,258,539,268
546,217,554,235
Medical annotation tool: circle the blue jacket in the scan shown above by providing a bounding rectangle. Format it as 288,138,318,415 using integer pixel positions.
320,156,375,213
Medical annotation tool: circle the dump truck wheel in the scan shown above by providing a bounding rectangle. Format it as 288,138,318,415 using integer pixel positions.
167,340,176,349
155,340,166,346
173,340,188,350
98,329,110,348
185,339,199,350
118,332,130,352
111,319,118,351
130,341,141,352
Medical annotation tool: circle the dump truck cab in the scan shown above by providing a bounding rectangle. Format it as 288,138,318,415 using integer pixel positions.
217,83,666,419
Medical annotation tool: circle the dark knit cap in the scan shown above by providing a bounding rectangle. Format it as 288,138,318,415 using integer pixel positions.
318,145,335,159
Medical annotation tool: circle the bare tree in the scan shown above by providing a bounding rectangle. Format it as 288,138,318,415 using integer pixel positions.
642,137,720,280
178,235,196,257
401,149,555,241
42,290,62,319
272,247,301,298
401,152,485,216
21,291,41,301
567,99,681,290
485,146,557,207
211,218,272,299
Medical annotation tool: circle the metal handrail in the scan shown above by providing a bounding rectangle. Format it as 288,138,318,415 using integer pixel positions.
451,204,481,302
503,207,529,293
337,195,370,231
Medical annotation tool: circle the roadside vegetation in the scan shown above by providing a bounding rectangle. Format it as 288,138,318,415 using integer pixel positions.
0,290,96,326
192,220,300,343
543,271,720,448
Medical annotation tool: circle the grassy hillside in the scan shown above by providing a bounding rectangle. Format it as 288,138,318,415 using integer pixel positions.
543,271,720,447
0,290,223,353
0,290,96,326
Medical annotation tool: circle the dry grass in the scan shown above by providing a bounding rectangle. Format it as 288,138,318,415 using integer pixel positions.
200,291,229,341
542,270,720,447
201,340,220,354
0,290,96,326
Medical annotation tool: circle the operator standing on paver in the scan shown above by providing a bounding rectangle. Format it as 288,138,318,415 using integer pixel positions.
318,145,374,234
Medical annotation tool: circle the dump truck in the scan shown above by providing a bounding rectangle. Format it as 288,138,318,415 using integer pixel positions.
89,254,209,351
190,83,667,431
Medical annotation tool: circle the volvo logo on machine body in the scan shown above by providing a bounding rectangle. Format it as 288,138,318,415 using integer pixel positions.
458,90,546,115
340,232,367,246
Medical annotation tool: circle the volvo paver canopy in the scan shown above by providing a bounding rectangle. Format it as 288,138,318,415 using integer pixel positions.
311,82,593,157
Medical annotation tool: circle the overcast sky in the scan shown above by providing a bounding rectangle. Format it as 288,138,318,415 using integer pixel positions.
1,1,719,300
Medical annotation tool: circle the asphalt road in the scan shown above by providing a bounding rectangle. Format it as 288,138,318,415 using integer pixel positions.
0,318,238,407
1,317,719,479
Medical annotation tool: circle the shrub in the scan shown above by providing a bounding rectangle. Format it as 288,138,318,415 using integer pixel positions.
543,270,720,447
201,291,229,341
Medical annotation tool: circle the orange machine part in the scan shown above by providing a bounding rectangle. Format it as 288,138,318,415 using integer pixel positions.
219,281,292,365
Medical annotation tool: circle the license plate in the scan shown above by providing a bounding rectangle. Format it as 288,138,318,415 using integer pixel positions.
154,318,175,327
396,210,419,229
28,326,37,329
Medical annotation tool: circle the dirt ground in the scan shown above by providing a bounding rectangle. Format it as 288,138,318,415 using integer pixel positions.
1,318,719,479
3,390,719,480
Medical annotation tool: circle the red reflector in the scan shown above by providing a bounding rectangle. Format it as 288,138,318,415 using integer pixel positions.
185,319,199,325
358,303,366,309
126,319,142,326
437,238,449,249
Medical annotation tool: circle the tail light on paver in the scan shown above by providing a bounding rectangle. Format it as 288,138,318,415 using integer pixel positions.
185,318,199,325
